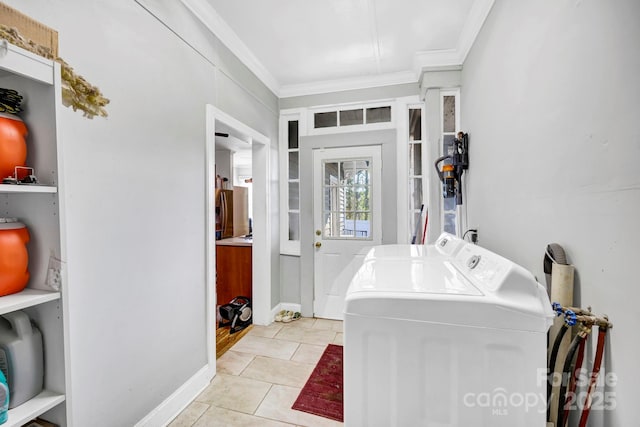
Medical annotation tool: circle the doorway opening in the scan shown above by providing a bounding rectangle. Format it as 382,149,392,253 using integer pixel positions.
205,105,271,372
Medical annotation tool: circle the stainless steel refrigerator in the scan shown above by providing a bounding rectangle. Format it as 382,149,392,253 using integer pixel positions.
215,187,249,239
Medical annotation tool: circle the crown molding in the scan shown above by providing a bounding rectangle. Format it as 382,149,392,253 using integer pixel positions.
279,70,418,98
413,49,464,71
412,0,495,72
417,65,463,88
457,0,496,63
180,0,281,96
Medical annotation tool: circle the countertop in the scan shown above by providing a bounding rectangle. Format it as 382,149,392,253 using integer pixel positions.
216,236,253,247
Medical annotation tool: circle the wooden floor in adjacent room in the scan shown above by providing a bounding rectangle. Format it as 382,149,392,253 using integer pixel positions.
216,324,253,359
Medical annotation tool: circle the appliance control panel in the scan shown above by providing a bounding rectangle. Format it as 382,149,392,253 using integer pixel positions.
467,255,481,269
434,233,465,257
453,243,508,292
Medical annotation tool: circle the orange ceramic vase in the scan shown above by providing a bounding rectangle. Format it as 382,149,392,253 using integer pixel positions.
0,113,28,179
0,219,30,297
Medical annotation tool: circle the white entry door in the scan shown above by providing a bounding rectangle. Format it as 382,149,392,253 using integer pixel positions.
313,146,382,319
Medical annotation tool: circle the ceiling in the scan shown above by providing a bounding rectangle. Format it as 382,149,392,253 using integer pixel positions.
214,121,252,169
182,0,494,97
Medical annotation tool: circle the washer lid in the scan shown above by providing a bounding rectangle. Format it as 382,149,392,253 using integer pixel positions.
346,241,554,332
364,244,426,261
363,233,464,262
348,258,483,296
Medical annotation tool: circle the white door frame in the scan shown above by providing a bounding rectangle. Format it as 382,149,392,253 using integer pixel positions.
205,105,271,372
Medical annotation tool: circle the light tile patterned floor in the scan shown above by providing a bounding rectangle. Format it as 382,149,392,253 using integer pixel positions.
170,317,344,427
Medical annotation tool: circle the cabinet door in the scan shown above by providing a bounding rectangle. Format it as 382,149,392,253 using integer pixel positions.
216,245,252,306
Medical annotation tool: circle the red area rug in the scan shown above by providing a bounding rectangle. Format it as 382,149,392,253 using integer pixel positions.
292,344,343,422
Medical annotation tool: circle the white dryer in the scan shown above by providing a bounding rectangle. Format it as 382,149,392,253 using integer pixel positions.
344,233,554,427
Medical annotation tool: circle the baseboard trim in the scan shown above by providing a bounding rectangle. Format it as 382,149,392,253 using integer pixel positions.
270,304,282,323
270,303,302,322
281,302,302,313
135,364,213,427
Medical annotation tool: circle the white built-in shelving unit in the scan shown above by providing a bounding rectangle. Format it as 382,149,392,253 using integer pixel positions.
0,41,68,426
0,184,57,193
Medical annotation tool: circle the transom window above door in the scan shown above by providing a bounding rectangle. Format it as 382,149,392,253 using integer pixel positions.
322,158,373,240
309,102,393,133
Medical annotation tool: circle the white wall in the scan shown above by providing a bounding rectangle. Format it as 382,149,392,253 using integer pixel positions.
3,0,277,425
462,1,640,426
215,148,233,185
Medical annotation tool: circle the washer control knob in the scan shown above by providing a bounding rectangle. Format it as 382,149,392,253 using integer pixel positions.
468,255,481,269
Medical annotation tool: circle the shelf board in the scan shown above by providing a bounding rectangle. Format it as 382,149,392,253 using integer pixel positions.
0,289,61,316
6,390,65,426
0,184,57,194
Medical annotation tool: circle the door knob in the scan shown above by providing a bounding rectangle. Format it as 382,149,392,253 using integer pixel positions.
315,242,322,248
315,230,321,236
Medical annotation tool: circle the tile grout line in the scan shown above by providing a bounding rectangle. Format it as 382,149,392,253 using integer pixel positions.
252,383,305,427
249,366,304,427
289,341,301,361
252,382,275,415
189,402,210,427
234,352,256,377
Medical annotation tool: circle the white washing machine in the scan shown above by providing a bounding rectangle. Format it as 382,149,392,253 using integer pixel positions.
344,233,554,427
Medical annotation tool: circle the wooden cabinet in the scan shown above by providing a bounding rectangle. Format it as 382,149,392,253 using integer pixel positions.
216,241,252,307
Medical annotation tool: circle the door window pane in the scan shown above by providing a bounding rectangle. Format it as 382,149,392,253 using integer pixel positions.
324,162,339,185
355,212,371,238
314,111,337,128
354,186,370,211
341,215,355,237
355,160,370,181
343,186,354,211
323,212,352,238
340,161,356,185
322,212,332,236
322,158,373,240
355,169,370,185
323,187,331,211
